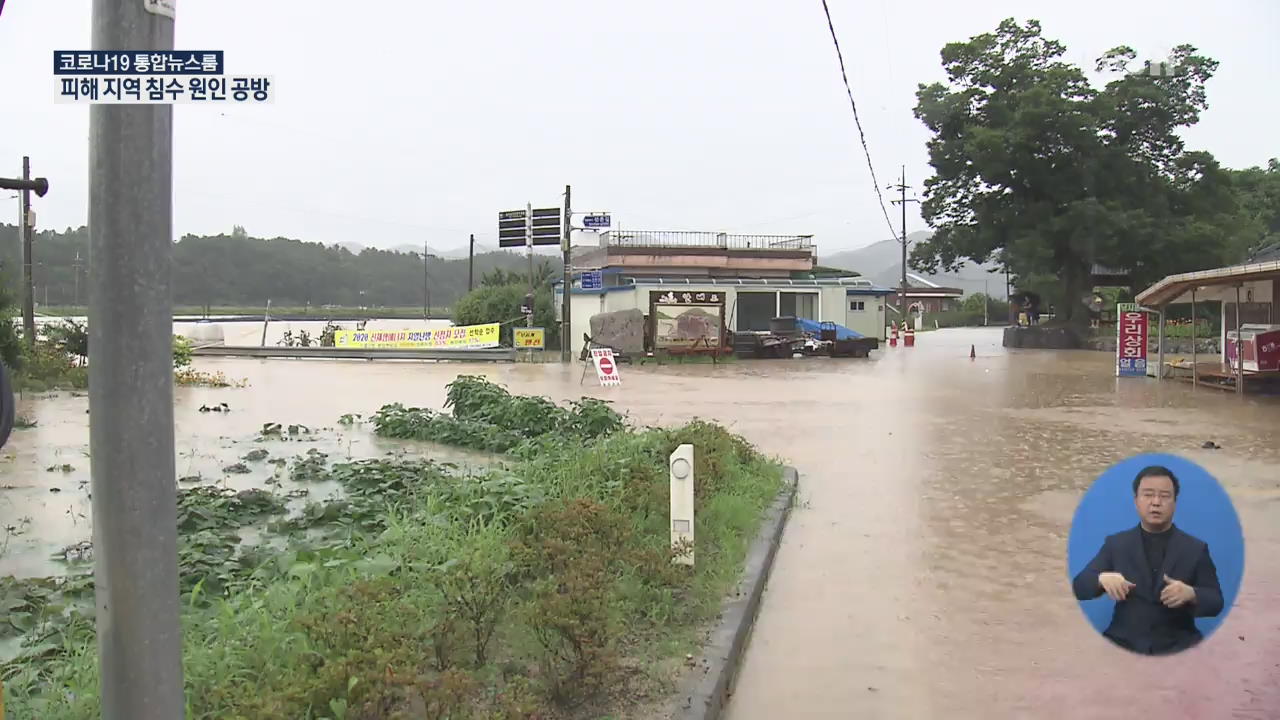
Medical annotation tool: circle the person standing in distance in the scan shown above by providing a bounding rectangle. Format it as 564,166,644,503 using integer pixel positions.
1072,465,1224,655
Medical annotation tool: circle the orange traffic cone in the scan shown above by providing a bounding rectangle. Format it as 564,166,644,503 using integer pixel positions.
970,344,976,360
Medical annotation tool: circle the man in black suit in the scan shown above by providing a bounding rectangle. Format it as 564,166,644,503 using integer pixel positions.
1072,465,1224,655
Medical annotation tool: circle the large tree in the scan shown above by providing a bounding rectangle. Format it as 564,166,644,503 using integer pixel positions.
910,19,1237,323
1223,159,1280,262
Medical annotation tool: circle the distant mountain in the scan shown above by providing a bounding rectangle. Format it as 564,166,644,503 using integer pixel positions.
821,232,1008,299
340,241,487,259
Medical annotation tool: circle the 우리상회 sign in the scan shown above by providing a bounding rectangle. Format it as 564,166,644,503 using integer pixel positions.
1116,303,1148,377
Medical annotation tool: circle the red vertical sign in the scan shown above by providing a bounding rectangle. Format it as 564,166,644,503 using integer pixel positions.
1116,304,1148,377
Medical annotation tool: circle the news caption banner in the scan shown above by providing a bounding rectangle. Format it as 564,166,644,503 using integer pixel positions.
54,50,271,104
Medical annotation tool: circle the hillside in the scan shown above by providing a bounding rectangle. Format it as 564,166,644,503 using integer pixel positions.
821,232,1008,299
0,225,557,310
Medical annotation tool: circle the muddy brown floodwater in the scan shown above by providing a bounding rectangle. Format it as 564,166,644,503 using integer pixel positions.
2,327,1278,719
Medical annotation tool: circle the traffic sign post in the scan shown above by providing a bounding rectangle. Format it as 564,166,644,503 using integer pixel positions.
498,206,562,248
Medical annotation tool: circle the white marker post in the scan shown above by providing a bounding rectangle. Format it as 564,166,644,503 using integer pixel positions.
670,443,694,566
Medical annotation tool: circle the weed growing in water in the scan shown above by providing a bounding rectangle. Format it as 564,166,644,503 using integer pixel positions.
4,377,784,719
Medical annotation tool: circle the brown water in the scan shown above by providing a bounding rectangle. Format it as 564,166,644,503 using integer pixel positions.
2,327,1278,718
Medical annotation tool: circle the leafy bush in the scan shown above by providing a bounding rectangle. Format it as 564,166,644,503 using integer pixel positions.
44,320,88,365
16,341,87,391
173,335,194,368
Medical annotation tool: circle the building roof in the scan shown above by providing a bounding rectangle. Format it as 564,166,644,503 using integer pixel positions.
1249,242,1280,263
624,276,884,288
906,273,940,288
1135,259,1280,307
893,287,964,298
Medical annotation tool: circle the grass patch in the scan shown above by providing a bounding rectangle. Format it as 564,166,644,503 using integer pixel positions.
3,377,783,719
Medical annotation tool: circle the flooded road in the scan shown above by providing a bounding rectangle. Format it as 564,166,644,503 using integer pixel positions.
3,327,1278,718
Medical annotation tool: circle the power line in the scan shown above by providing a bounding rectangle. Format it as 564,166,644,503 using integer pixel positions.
819,0,899,243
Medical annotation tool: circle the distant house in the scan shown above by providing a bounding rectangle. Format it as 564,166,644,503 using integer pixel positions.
887,274,965,314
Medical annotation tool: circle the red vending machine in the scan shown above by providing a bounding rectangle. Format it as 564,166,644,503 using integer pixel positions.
1224,324,1280,373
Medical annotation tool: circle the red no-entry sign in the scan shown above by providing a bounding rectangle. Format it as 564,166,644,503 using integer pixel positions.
591,348,621,386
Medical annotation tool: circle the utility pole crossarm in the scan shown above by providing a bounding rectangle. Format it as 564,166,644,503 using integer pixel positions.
886,165,920,318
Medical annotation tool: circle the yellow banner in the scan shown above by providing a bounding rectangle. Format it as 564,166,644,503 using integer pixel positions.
334,323,500,349
514,327,545,349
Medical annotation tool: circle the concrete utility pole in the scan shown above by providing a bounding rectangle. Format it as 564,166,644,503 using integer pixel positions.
887,166,919,319
0,157,49,346
562,184,571,363
422,240,430,318
467,233,475,292
88,2,184,719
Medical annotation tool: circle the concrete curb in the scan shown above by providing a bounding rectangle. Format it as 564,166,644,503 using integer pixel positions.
673,465,799,720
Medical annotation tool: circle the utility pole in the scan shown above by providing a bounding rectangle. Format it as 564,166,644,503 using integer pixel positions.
467,233,475,292
983,278,989,326
561,184,572,363
1004,255,1012,324
20,158,35,346
887,166,919,321
1,161,49,346
422,241,429,318
88,2,183,719
74,251,82,307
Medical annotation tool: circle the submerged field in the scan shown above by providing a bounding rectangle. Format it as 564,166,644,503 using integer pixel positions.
2,375,783,719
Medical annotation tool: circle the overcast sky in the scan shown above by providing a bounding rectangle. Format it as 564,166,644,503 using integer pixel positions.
1,1,1276,255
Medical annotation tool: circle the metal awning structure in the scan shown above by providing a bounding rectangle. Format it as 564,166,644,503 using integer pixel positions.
1136,260,1280,306
1134,259,1280,395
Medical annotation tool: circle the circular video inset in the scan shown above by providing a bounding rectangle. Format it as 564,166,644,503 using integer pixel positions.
1066,453,1244,656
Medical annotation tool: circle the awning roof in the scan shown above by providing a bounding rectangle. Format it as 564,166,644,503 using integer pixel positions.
1135,260,1280,307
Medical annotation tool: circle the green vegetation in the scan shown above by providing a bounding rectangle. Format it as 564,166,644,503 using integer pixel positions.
453,283,560,349
0,223,558,313
4,377,783,719
929,294,1012,328
910,19,1277,325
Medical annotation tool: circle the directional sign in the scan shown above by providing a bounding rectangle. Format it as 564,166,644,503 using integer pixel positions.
497,209,528,247
498,207,562,248
582,214,611,229
580,270,602,290
591,348,620,386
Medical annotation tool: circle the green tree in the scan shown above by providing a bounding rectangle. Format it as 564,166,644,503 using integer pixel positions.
961,293,992,313
453,284,558,348
1223,159,1280,262
911,19,1235,325
481,259,556,289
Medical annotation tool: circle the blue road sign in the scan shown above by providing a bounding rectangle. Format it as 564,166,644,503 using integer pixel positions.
582,214,611,229
580,270,602,290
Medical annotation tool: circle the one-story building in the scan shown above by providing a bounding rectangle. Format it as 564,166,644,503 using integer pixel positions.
553,229,896,351
1134,250,1280,390
554,275,896,352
